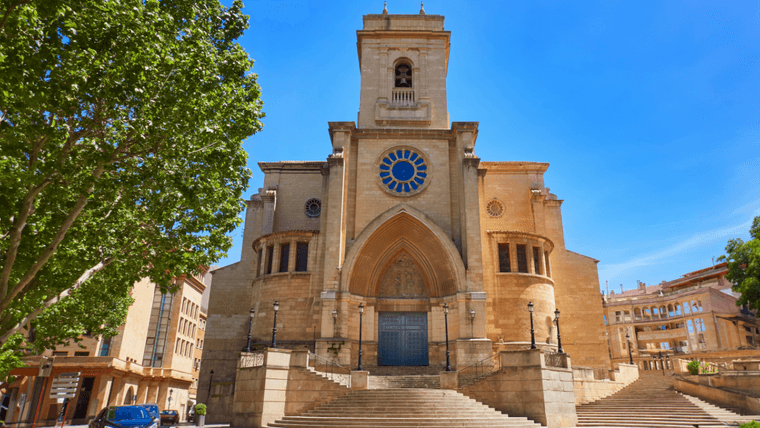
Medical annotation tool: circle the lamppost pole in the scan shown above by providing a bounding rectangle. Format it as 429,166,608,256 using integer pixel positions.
625,332,633,365
271,301,279,349
528,302,536,349
554,309,563,354
443,303,451,371
358,303,364,371
246,308,255,352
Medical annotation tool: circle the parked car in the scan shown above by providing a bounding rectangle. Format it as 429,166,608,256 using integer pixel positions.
89,405,156,428
139,404,160,425
160,410,179,426
186,408,195,423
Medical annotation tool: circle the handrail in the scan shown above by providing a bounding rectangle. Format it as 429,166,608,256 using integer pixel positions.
307,351,351,388
456,351,502,389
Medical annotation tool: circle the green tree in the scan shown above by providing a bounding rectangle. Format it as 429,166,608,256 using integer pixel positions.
0,0,263,380
718,216,760,312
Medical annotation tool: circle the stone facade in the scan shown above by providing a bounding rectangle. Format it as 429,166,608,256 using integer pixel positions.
201,10,610,422
5,272,209,427
603,262,760,370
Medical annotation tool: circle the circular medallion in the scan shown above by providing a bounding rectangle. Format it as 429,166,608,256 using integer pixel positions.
376,147,431,197
304,198,321,218
486,199,504,218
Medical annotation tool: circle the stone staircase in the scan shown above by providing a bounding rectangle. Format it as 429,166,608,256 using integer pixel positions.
576,371,745,427
267,388,544,427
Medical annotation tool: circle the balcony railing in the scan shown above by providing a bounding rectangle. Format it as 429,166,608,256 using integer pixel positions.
391,87,415,106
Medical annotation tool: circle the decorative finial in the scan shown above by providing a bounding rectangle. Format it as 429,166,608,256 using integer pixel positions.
420,1,425,14
382,1,388,14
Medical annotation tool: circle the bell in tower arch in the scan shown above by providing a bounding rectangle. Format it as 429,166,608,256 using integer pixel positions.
395,64,412,88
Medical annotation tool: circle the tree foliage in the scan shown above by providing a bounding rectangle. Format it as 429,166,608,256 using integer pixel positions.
718,216,760,312
0,0,263,380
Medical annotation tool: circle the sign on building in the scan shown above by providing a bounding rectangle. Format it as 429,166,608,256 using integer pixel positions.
49,372,80,400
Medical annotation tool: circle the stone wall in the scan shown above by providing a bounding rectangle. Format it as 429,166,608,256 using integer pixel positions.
674,376,760,415
573,363,639,405
459,349,577,428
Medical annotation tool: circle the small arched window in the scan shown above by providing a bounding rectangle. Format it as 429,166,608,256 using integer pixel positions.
395,62,413,88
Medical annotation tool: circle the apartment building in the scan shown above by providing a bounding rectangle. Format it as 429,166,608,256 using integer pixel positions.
3,270,209,427
603,262,760,370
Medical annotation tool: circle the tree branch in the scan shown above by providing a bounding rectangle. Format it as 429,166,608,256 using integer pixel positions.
0,257,115,344
0,0,27,32
0,178,54,300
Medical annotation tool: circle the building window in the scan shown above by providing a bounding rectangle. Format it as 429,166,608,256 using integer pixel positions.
99,336,112,357
279,243,290,272
615,311,621,322
53,351,68,357
74,351,89,357
498,243,511,272
486,200,504,218
142,287,174,367
516,244,528,273
305,198,321,218
296,242,309,272
266,246,274,274
532,247,541,275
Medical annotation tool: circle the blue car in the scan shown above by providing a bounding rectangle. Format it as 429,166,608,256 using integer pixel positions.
89,405,157,428
139,404,160,425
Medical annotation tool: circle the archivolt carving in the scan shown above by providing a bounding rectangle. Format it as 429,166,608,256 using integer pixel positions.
342,204,465,298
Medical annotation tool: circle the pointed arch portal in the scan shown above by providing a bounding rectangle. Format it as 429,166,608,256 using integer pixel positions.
342,205,465,298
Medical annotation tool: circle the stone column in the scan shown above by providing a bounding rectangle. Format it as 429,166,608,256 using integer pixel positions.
261,190,276,235
322,122,354,291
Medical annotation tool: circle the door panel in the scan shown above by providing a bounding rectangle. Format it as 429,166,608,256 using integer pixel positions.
378,312,428,366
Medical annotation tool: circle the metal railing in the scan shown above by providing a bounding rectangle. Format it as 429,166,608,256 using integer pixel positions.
307,351,351,388
457,351,502,389
239,351,265,368
544,351,569,369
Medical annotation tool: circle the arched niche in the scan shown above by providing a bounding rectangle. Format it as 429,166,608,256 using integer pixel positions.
341,204,465,298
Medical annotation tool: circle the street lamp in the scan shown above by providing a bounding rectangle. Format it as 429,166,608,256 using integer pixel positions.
358,303,364,371
207,370,214,402
528,302,536,349
554,309,564,354
443,303,451,371
332,309,337,336
271,301,279,348
168,388,173,410
652,351,669,375
625,332,633,365
246,308,255,352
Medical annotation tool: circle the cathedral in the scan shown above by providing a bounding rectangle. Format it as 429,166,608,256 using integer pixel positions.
201,7,610,403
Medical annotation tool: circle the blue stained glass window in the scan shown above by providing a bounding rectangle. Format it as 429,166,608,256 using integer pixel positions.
379,149,428,195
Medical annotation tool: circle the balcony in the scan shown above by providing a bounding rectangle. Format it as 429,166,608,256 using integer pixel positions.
391,88,415,106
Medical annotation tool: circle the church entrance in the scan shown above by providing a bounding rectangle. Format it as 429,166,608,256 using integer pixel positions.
377,312,428,366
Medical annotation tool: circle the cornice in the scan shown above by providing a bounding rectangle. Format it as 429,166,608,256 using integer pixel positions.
252,230,320,250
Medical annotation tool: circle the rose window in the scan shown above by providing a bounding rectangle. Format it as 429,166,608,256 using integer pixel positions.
378,148,429,195
304,198,321,218
486,199,504,218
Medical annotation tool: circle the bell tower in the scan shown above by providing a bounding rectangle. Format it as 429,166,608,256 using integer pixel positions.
356,8,451,129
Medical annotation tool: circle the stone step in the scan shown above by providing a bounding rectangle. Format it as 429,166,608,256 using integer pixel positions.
575,372,748,428
268,388,543,428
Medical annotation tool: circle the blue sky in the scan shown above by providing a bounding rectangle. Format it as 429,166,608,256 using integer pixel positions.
217,1,760,294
